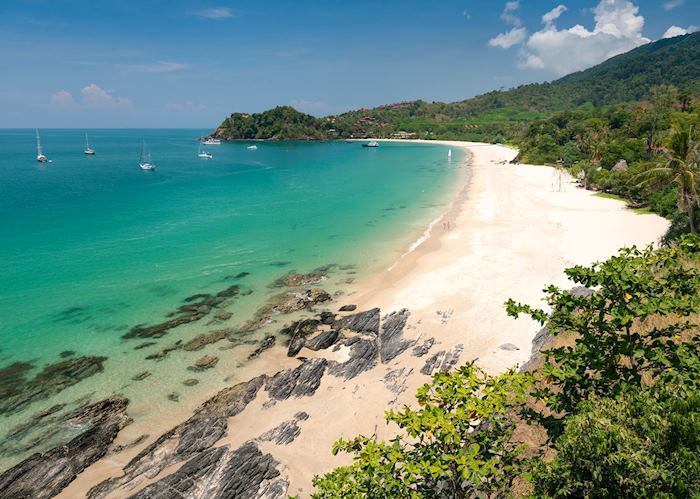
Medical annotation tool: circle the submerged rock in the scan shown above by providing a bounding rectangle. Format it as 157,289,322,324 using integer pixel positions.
131,371,152,381
275,272,327,288
0,397,131,499
0,356,107,416
189,355,219,371
261,289,332,316
182,378,199,387
183,330,229,351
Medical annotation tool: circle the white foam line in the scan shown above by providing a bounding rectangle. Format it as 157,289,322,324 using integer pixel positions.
388,215,443,272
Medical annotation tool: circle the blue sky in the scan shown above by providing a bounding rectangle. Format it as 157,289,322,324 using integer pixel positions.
0,0,697,128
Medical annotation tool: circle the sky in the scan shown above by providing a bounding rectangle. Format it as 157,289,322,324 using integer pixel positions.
0,0,698,128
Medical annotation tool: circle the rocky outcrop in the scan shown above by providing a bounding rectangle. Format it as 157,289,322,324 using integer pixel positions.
338,304,357,312
128,443,286,499
281,318,322,357
420,344,464,376
305,329,340,351
265,359,327,401
0,397,131,499
189,355,219,371
183,330,229,351
412,338,435,357
274,272,327,288
329,337,378,380
0,356,107,415
257,412,309,445
248,335,276,360
334,308,380,334
260,289,331,316
89,377,266,499
378,309,412,363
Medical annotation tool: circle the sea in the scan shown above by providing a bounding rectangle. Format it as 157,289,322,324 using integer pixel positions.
0,129,462,469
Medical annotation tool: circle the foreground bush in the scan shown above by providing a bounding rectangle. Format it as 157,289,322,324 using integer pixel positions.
310,364,531,498
531,383,700,498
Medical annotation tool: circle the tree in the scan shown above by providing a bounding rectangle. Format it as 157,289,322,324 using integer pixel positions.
310,364,532,498
638,124,700,233
505,237,700,435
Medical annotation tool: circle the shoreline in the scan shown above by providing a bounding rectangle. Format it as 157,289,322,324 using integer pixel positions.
35,140,669,498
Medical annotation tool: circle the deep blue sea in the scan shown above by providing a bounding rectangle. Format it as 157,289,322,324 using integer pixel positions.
0,129,462,467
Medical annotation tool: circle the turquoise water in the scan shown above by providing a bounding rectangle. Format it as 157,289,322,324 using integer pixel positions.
0,129,461,466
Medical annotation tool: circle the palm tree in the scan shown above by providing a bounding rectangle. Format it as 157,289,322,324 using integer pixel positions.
637,124,700,233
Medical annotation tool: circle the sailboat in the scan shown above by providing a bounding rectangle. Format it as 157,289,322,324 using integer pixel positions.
197,141,213,159
36,129,48,163
139,141,155,170
448,149,452,159
84,133,95,155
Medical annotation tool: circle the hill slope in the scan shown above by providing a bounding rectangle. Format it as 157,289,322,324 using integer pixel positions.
213,32,700,141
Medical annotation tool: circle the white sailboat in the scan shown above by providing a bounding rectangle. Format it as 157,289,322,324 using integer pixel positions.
36,128,48,163
198,141,213,159
362,140,379,148
139,141,155,170
84,133,95,155
247,145,257,150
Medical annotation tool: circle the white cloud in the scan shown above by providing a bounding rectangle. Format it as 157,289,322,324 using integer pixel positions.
122,61,190,73
194,7,234,19
519,0,650,75
81,83,133,109
663,0,685,11
501,1,522,26
488,27,528,48
662,24,698,38
542,5,568,26
50,90,78,109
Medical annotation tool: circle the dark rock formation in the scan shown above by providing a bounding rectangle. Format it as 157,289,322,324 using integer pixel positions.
378,309,412,363
499,343,519,351
127,443,286,499
0,356,107,415
412,338,435,357
338,304,357,312
420,344,464,376
257,412,309,445
274,272,327,288
265,358,327,401
182,378,199,387
334,307,380,334
281,319,321,357
260,289,331,316
248,335,276,360
89,377,266,499
0,397,131,499
329,337,378,380
132,371,152,381
305,329,340,351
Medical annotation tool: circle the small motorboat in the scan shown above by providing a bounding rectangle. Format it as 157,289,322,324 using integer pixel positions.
362,140,379,148
139,140,155,170
247,145,258,150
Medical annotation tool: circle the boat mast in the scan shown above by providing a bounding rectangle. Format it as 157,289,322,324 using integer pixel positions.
36,128,43,156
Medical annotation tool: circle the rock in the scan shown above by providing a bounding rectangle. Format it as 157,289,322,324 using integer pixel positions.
0,356,107,416
420,344,464,376
0,397,131,499
281,319,321,357
379,309,412,363
167,393,180,402
110,434,148,455
260,289,331,316
182,378,199,387
499,343,519,351
133,342,157,350
339,304,357,312
144,343,180,361
248,335,276,360
59,350,75,358
257,412,309,446
412,338,435,357
612,159,628,172
334,308,380,334
276,272,327,287
127,443,286,499
89,377,266,499
265,358,327,401
131,371,151,381
319,311,336,325
305,330,340,351
215,311,233,320
384,367,413,397
329,336,378,380
189,355,219,371
183,330,229,351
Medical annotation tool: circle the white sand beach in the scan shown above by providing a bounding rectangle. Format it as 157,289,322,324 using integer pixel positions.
59,141,670,498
